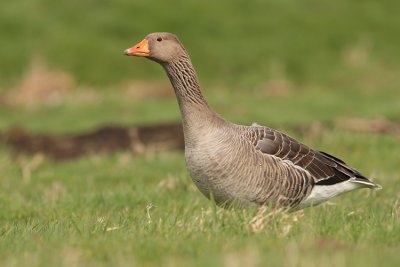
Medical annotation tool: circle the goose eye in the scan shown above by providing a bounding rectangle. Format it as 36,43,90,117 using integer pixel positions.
157,37,162,42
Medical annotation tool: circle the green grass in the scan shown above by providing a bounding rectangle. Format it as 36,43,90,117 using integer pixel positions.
0,87,399,266
1,0,400,266
1,0,400,88
0,147,399,267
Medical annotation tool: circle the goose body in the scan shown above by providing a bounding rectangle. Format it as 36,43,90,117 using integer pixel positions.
124,32,381,209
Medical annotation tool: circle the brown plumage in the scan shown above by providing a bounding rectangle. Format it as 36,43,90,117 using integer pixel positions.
124,32,381,209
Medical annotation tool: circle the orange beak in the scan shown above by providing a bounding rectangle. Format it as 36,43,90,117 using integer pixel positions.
124,39,150,57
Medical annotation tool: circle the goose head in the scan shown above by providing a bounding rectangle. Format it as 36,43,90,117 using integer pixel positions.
124,32,186,64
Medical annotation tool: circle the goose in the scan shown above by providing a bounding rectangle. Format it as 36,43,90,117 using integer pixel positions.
124,32,381,210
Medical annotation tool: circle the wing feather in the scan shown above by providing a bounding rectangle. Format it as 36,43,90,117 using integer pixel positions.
252,126,371,186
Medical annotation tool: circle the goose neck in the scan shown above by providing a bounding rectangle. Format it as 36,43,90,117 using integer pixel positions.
162,56,224,134
163,56,208,107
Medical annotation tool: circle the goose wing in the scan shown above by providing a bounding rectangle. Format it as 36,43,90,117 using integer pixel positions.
251,126,377,187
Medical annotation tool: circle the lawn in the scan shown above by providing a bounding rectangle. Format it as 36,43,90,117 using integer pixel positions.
0,87,399,266
0,0,400,266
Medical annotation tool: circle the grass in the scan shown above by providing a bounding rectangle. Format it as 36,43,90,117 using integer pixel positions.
1,0,400,266
0,147,398,266
1,0,400,88
0,87,399,266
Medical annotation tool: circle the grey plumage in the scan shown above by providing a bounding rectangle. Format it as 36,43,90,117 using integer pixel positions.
125,32,381,209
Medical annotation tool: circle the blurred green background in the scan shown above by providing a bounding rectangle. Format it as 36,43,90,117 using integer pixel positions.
0,1,399,267
0,0,399,131
1,0,400,88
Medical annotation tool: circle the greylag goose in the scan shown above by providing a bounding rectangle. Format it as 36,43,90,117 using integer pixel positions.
124,32,381,210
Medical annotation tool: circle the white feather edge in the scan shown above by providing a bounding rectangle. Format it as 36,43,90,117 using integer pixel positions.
298,177,382,209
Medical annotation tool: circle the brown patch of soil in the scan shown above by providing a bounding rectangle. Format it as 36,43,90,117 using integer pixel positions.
4,123,184,160
120,81,174,99
337,117,400,136
289,122,331,139
315,237,350,250
4,58,74,106
259,79,295,96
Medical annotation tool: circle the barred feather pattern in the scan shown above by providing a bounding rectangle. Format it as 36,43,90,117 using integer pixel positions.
184,124,316,207
164,55,206,106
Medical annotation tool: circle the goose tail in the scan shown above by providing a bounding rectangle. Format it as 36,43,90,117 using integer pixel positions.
351,177,382,190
